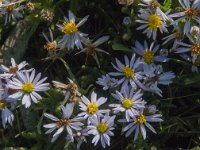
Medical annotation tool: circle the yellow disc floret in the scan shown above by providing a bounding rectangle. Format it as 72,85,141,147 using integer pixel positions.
21,82,34,93
87,102,98,115
143,50,154,64
0,100,6,109
123,66,135,79
62,20,78,35
148,15,162,30
137,114,146,124
122,98,133,109
97,122,108,133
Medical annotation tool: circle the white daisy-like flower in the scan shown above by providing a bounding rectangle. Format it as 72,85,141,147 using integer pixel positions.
7,69,49,108
109,54,144,88
57,10,89,50
136,9,168,40
96,74,118,90
78,91,108,120
87,114,116,148
43,103,84,142
169,0,200,34
0,58,28,79
142,64,175,96
110,84,146,121
162,24,184,50
133,40,169,65
139,0,170,21
119,110,163,140
175,33,200,63
76,36,110,68
0,84,14,128
1,0,24,25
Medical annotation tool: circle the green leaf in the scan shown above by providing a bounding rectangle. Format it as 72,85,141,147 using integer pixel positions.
64,141,77,150
160,0,172,12
0,16,40,65
112,42,132,52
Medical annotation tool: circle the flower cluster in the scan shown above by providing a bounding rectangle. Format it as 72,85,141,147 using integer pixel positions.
0,58,49,128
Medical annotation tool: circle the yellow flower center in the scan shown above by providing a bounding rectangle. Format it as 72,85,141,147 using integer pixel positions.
123,66,135,79
6,5,14,13
191,44,200,55
137,114,146,124
57,118,71,127
143,50,154,64
21,82,34,93
97,122,108,133
122,98,133,109
148,15,162,30
185,8,197,18
0,100,6,109
62,20,78,35
87,102,98,115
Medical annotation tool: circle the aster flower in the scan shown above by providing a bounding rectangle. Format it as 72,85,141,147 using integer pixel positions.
1,0,24,25
96,74,118,90
169,0,200,34
52,78,81,104
7,69,49,108
43,103,84,142
0,85,14,128
110,84,146,121
162,24,184,50
139,0,170,21
87,114,116,148
109,54,144,88
133,40,169,65
0,58,28,79
119,110,163,140
78,91,108,120
136,9,168,40
75,36,110,68
175,33,200,63
142,64,175,96
57,10,89,50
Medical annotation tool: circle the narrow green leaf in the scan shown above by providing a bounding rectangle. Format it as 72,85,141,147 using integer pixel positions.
112,42,132,52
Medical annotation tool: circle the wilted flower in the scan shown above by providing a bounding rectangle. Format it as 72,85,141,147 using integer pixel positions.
76,36,110,68
118,0,134,6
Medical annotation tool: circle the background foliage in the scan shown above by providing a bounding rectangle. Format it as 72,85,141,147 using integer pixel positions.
0,0,200,149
